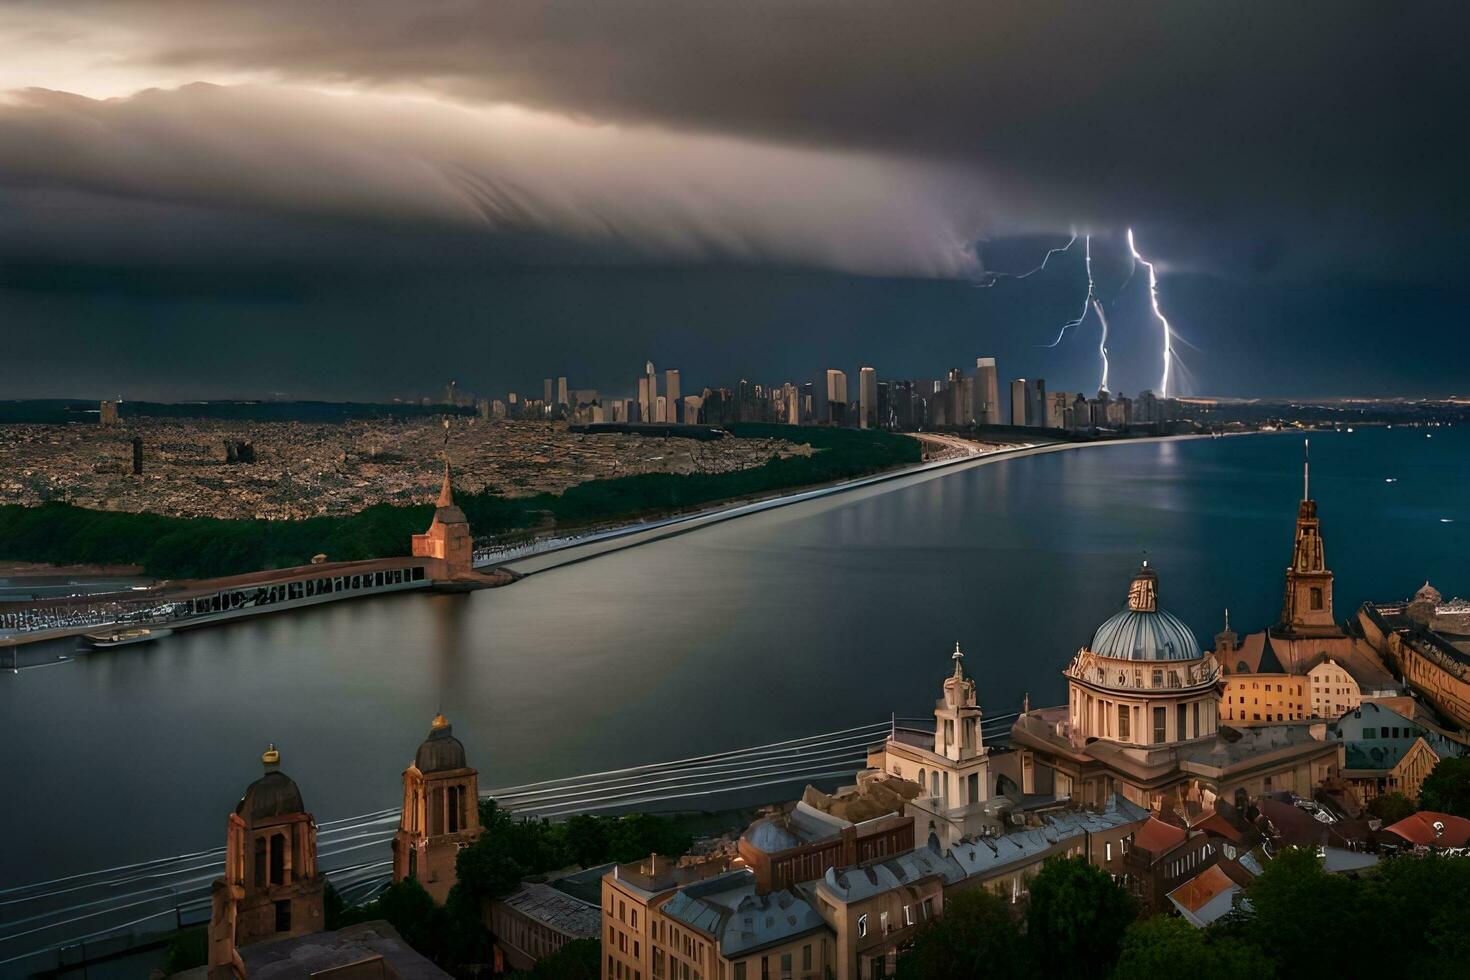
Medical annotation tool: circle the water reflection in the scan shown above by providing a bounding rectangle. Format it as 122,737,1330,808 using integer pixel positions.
2,427,1466,887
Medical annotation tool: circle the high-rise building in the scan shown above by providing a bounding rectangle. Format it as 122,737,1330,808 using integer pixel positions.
542,378,553,406
1047,391,1070,429
1029,379,1047,430
1072,392,1090,430
655,395,667,423
824,369,848,426
858,367,877,429
1009,379,1028,426
99,400,118,426
975,357,1001,425
664,369,681,423
556,377,568,407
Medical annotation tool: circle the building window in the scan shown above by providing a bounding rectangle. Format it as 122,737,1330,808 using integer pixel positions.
1152,707,1167,744
880,910,889,934
1310,587,1323,610
269,833,286,885
802,944,812,970
732,963,743,980
857,914,868,938
1106,841,1113,861
273,899,291,933
1118,704,1130,741
252,834,267,887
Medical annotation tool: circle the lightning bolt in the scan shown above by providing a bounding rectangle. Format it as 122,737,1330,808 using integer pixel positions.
1092,295,1110,393
973,232,1078,287
1040,233,1097,349
1126,228,1174,398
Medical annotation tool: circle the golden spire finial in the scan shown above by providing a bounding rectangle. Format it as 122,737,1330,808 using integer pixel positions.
262,743,280,767
431,713,450,731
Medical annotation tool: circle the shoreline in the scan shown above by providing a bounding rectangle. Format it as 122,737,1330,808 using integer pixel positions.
0,431,1238,648
489,431,1234,577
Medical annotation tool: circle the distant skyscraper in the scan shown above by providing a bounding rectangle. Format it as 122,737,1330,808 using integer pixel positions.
1009,379,1028,426
99,400,118,426
655,395,667,423
975,357,1001,425
1029,379,1047,430
542,378,553,406
824,369,848,426
556,376,568,407
1046,392,1069,429
859,367,877,429
665,369,681,423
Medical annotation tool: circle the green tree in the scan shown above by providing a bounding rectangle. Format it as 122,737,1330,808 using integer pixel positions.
1355,854,1470,975
1366,791,1416,823
1241,846,1361,977
895,888,1030,979
1111,916,1273,980
1419,756,1470,817
561,814,612,868
1025,857,1138,980
507,937,601,980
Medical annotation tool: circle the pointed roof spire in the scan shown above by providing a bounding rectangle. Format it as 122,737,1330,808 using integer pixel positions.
437,458,454,508
1303,437,1310,501
1224,608,1230,631
952,641,965,678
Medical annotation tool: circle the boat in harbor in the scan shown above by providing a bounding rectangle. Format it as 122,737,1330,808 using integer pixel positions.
80,627,172,649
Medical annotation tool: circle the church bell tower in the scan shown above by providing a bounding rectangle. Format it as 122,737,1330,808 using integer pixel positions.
1279,440,1339,636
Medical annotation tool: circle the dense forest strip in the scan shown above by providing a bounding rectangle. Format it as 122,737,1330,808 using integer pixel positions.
0,425,920,580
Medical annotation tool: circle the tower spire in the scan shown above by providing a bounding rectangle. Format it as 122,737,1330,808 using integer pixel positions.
952,641,965,678
1303,437,1310,501
437,458,454,508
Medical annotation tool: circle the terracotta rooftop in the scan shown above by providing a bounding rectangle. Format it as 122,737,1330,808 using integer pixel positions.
1132,817,1188,857
1384,811,1470,848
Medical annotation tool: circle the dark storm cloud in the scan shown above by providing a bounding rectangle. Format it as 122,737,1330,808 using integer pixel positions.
0,85,990,278
27,0,1469,282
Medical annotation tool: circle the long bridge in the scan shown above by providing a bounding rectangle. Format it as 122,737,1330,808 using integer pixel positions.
0,713,1016,975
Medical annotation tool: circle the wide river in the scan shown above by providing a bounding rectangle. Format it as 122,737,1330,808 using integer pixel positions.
3,425,1467,887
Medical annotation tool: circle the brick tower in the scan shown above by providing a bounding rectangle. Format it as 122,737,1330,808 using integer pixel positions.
391,714,482,903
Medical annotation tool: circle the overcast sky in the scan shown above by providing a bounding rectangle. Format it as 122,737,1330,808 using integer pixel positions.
1,1,1467,400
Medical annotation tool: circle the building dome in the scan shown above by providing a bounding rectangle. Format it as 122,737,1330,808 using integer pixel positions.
1413,581,1443,605
1089,564,1201,662
415,714,468,773
237,744,306,821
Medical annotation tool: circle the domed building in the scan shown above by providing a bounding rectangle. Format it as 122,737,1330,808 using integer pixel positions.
392,714,482,903
1012,563,1343,818
1064,563,1221,749
209,744,325,975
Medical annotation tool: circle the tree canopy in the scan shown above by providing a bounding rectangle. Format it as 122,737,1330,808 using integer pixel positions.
1026,857,1138,980
1419,756,1470,818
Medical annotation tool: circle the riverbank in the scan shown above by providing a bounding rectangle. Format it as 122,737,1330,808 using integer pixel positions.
490,431,1231,576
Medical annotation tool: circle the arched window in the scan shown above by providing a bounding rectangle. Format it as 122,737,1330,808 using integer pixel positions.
447,786,462,834
253,836,267,888
917,768,927,794
269,832,286,886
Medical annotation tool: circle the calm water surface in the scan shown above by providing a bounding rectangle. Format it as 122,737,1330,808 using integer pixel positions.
3,426,1467,885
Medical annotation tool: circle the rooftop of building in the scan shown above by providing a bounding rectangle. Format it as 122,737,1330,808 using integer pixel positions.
944,795,1147,882
660,869,827,958
1087,564,1202,663
229,921,450,979
741,777,918,855
1383,811,1470,848
816,842,960,903
1131,817,1188,857
1167,863,1240,928
498,880,602,939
